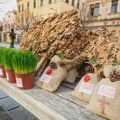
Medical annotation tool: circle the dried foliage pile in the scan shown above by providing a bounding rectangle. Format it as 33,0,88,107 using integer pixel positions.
84,27,120,73
20,10,96,62
20,10,120,74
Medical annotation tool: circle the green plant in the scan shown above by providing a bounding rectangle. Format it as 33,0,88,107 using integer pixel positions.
56,52,65,60
112,60,120,66
3,48,16,70
88,56,97,65
85,56,97,65
0,47,6,66
12,50,37,74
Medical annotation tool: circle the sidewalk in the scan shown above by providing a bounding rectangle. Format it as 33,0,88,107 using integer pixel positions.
0,43,38,120
0,89,37,120
0,42,20,49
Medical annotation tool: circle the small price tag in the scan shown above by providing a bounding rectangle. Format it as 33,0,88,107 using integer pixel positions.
79,82,95,95
98,85,115,98
40,74,52,83
6,73,9,81
16,78,23,87
0,69,3,75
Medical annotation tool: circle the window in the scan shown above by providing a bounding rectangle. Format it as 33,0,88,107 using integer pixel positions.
19,5,20,12
49,0,52,4
66,0,69,3
90,3,100,16
34,0,36,8
27,2,30,10
22,4,24,11
40,0,43,6
72,0,74,6
77,0,79,9
111,0,118,13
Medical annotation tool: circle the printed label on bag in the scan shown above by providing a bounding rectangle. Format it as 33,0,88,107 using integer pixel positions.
0,69,3,75
16,78,23,87
6,73,9,81
79,82,95,95
40,74,52,83
98,85,115,98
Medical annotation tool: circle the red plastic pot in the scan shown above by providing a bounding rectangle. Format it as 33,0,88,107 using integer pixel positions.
6,70,16,83
15,73,35,90
0,66,6,78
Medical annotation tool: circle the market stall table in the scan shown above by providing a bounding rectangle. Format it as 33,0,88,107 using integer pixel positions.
0,78,107,120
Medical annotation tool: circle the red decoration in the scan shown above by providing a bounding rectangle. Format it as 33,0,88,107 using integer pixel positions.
46,69,52,75
84,75,91,82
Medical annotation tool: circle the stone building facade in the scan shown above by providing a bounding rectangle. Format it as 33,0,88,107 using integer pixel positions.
2,11,16,41
16,0,77,19
0,21,3,42
0,21,2,31
83,0,120,28
16,0,120,29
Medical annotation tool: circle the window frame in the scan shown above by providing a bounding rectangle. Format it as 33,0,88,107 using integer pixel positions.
40,0,43,6
77,0,79,9
19,5,20,12
22,4,24,11
66,0,69,4
34,0,36,8
90,3,100,17
49,0,52,4
27,2,30,10
111,0,118,13
72,0,74,6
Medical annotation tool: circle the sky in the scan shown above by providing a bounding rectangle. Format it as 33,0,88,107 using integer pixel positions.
0,0,17,21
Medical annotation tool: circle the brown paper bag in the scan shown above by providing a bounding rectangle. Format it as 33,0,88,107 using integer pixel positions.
36,55,68,92
41,66,67,92
64,67,78,83
71,73,99,102
86,78,120,120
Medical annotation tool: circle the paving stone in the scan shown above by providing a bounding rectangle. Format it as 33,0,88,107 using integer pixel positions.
0,97,20,111
0,43,19,49
0,89,8,99
0,107,11,120
7,106,37,120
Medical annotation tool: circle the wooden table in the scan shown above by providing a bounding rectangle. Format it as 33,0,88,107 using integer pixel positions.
0,78,106,120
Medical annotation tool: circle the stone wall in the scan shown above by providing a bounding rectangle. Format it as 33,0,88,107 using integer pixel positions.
84,0,120,28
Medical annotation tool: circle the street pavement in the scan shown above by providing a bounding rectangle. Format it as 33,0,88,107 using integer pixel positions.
0,42,20,49
0,89,37,120
0,42,38,120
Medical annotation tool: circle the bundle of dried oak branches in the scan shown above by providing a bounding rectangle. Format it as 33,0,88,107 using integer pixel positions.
20,10,96,63
20,10,120,74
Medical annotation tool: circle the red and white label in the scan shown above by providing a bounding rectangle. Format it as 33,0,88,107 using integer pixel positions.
0,69,3,75
40,74,52,83
79,82,95,95
98,85,116,98
6,73,9,81
16,78,23,87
